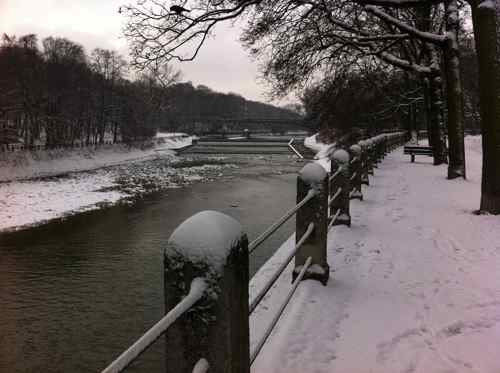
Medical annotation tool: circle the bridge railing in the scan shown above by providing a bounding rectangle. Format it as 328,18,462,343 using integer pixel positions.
100,131,406,373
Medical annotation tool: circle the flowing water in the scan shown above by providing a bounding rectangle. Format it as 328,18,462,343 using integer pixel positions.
0,156,302,372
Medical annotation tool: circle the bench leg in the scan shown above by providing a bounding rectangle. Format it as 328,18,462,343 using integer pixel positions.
411,154,415,163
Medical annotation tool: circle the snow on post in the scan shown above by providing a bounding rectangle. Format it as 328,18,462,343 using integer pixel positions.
358,141,370,186
364,139,375,175
330,150,352,227
294,163,330,285
164,210,250,373
349,145,363,201
373,137,383,167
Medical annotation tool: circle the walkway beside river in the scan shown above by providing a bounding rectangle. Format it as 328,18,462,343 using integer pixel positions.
250,137,500,373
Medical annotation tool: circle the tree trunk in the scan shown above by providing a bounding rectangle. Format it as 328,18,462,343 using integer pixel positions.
443,0,467,178
471,0,500,213
422,78,435,148
428,73,448,165
410,102,418,143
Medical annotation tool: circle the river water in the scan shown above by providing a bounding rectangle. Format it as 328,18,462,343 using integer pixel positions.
0,155,302,372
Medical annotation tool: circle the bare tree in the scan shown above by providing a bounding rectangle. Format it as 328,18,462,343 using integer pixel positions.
121,0,500,212
121,0,461,175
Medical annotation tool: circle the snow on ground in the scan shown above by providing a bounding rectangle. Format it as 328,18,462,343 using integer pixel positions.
0,144,173,182
250,136,500,373
0,133,194,183
0,134,203,232
154,132,195,150
0,171,123,231
0,158,237,233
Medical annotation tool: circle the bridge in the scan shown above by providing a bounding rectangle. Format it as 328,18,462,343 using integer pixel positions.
174,117,310,135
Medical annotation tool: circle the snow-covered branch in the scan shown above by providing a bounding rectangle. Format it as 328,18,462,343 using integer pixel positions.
354,0,443,8
364,6,447,44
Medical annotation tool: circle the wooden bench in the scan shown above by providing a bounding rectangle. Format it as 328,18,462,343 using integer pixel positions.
403,145,433,162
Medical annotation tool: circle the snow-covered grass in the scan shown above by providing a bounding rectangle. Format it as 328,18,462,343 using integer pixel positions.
250,136,500,372
0,133,194,183
0,152,237,233
0,133,202,232
0,144,172,183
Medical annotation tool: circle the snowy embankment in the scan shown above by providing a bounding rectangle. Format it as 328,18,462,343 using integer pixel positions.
0,134,225,233
250,136,500,372
0,133,193,182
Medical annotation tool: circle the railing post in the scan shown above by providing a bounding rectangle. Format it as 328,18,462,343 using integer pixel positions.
164,211,250,373
349,144,363,201
294,163,329,285
330,150,351,227
359,141,370,186
365,140,375,175
382,135,388,156
374,137,383,165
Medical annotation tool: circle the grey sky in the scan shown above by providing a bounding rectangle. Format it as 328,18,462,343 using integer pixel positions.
0,0,278,103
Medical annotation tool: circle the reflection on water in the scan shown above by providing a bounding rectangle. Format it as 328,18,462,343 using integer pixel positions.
0,171,299,372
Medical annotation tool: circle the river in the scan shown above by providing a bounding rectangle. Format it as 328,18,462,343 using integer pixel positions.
0,154,302,372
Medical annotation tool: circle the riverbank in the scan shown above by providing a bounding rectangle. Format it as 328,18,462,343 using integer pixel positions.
0,155,238,233
0,149,303,234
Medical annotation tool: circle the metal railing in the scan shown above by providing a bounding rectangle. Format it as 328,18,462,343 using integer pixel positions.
249,188,316,254
287,138,305,159
250,256,312,365
100,131,407,373
102,278,207,373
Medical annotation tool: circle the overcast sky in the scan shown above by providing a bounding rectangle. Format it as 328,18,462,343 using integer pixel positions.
0,0,281,103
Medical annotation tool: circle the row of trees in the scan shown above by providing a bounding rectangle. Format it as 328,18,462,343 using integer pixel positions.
160,82,301,130
0,33,299,148
0,34,159,146
301,37,480,138
119,0,500,214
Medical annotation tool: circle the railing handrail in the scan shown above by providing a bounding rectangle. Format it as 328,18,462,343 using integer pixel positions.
101,278,207,373
248,188,316,254
288,138,305,159
250,256,313,365
249,222,315,314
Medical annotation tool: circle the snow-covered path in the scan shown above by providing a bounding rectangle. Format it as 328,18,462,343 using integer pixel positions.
251,137,500,373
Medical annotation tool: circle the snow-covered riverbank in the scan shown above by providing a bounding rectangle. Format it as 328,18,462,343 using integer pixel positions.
0,134,217,233
0,155,237,233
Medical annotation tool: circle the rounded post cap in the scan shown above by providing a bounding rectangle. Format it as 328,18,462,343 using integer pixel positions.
299,162,327,185
332,149,350,164
349,144,361,155
167,210,244,272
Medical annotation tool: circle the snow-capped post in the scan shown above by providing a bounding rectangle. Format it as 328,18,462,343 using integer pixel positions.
164,211,250,373
375,137,384,165
382,135,388,156
358,141,370,186
365,140,375,175
294,163,329,285
330,149,351,227
349,144,363,201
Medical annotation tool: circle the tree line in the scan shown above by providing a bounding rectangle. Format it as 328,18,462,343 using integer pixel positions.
0,33,300,148
301,36,480,140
